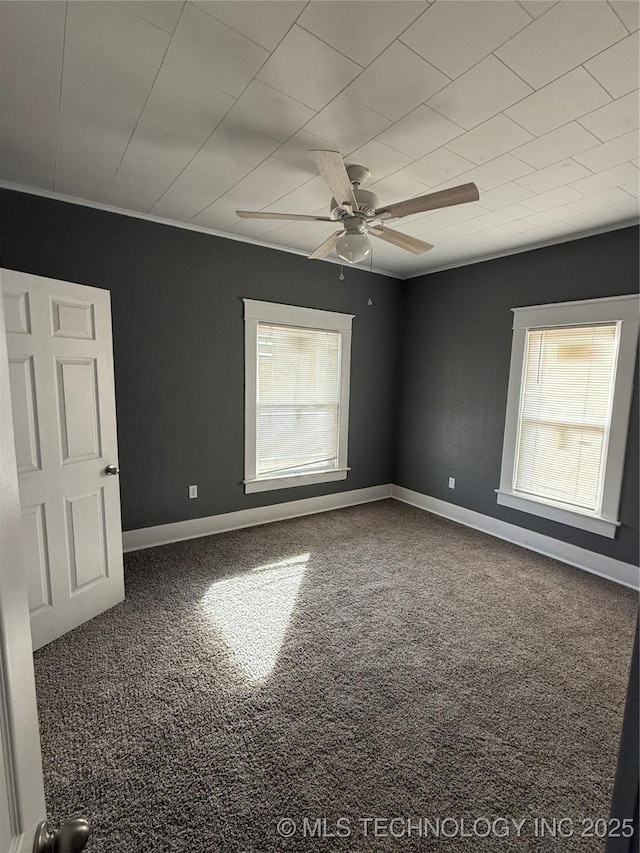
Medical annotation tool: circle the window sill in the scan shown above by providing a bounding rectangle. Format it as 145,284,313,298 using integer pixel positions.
244,469,348,494
496,490,620,538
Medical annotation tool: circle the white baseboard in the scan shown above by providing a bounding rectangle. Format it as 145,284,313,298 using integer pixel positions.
122,482,639,590
122,484,392,552
391,485,640,590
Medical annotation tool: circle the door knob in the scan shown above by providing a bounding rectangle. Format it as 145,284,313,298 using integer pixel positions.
104,464,119,475
33,817,90,853
54,818,91,852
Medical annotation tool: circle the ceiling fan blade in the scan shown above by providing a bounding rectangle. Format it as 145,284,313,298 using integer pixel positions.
367,226,434,255
375,182,480,221
308,150,358,210
308,231,343,260
236,210,332,221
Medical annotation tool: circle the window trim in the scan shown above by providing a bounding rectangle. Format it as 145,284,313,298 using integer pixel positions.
496,294,639,538
243,299,353,495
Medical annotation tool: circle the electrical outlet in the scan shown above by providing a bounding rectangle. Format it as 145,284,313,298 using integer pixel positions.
189,485,198,499
448,477,455,489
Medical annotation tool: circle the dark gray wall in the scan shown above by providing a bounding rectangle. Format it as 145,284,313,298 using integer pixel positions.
0,189,402,531
2,189,638,563
395,226,639,565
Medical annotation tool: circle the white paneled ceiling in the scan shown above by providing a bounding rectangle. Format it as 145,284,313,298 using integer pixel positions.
0,0,638,278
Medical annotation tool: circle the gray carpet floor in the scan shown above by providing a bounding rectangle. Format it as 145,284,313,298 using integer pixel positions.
34,500,637,852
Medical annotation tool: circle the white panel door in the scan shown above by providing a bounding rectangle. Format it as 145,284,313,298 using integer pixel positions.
0,287,46,852
2,269,125,650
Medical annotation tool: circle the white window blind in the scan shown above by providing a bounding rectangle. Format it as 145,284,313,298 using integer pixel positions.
256,323,341,478
514,323,619,512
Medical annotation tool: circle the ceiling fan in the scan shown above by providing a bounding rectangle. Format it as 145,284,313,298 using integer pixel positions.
236,150,480,264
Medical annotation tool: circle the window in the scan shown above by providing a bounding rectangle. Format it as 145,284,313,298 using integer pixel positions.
497,295,638,538
243,299,353,494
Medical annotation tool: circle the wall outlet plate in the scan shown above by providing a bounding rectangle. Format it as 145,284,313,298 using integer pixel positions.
448,477,455,489
189,485,198,499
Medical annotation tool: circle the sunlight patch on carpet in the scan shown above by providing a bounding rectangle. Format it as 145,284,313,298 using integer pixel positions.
200,553,310,682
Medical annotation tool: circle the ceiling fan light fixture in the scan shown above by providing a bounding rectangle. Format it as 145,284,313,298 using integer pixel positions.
336,231,371,264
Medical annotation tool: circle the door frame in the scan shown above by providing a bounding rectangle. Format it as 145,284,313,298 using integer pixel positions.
0,285,47,851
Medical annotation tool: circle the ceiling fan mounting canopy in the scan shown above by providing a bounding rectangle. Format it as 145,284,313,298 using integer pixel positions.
345,163,371,187
235,149,480,264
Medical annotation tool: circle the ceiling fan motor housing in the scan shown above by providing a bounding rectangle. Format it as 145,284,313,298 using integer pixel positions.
330,188,379,219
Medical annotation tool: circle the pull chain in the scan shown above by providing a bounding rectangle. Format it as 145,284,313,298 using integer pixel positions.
339,264,345,281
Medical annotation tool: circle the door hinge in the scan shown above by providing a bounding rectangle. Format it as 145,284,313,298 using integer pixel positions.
33,817,91,853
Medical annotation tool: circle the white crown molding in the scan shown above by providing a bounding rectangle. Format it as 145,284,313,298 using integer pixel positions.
392,485,639,590
0,181,400,279
122,484,392,552
6,181,634,283
404,217,640,279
